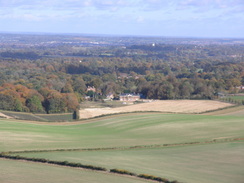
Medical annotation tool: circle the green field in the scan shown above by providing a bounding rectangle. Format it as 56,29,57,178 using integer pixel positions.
0,159,149,183
18,142,244,183
226,95,244,101
1,113,243,152
204,105,244,116
1,112,244,183
1,111,74,122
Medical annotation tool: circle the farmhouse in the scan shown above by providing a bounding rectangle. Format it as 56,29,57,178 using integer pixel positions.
106,93,114,100
87,86,96,92
236,85,244,90
119,93,140,101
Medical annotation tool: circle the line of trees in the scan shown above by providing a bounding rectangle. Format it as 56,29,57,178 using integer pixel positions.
0,83,79,113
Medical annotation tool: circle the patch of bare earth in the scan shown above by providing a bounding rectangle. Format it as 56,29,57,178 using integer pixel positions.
79,100,233,119
0,112,12,119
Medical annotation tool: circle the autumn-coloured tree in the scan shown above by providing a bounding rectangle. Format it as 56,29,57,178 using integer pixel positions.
61,82,74,93
62,93,79,111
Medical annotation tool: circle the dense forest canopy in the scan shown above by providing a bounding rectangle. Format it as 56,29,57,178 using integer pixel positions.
0,33,243,113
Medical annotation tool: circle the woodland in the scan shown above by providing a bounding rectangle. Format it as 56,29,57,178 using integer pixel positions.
0,34,243,113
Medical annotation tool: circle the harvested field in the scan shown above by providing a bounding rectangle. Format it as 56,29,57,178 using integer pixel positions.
79,100,233,119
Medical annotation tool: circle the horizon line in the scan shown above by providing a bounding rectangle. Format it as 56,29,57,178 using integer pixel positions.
0,31,244,40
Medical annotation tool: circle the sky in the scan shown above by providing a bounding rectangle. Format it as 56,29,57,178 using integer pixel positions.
0,0,243,38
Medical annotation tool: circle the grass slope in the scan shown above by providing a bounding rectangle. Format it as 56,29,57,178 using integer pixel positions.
204,105,244,116
1,111,73,122
0,159,149,183
1,113,244,152
18,142,244,183
1,112,244,183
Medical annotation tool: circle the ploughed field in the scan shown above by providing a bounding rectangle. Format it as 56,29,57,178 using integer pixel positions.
0,100,243,183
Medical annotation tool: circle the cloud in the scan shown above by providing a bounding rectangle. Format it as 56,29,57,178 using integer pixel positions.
178,0,244,10
0,0,243,37
136,16,145,23
138,0,172,11
0,0,140,23
1,0,243,12
0,0,134,11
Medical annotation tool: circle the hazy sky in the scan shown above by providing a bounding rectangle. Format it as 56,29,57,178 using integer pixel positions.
0,0,243,38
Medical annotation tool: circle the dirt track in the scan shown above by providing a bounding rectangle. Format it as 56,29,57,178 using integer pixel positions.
79,100,233,119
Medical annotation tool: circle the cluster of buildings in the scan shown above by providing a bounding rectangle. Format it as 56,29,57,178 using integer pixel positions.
86,86,141,102
104,93,141,102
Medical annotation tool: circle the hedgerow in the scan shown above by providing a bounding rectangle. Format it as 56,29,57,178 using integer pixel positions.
0,153,106,171
110,169,137,176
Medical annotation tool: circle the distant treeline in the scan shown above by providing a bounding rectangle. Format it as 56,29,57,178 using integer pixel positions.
0,51,40,60
0,43,243,113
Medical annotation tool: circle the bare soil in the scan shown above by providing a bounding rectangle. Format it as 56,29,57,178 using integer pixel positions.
0,112,12,119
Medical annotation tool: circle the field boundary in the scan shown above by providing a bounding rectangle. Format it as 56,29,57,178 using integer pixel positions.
2,138,243,183
5,137,244,154
0,154,178,183
199,105,240,114
0,100,235,122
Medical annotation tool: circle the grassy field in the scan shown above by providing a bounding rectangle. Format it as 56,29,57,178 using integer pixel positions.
0,111,74,122
0,159,149,183
225,95,244,101
1,106,244,183
204,105,244,116
18,142,244,183
1,113,243,152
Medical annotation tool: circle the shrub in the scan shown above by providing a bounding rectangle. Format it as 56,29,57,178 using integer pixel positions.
110,169,137,176
138,174,170,183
